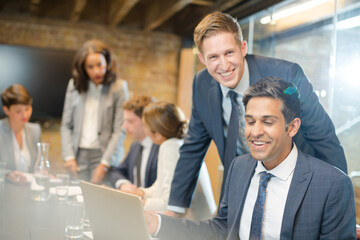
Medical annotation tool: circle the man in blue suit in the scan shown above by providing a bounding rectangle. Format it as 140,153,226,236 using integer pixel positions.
168,11,347,214
110,95,159,190
145,78,356,240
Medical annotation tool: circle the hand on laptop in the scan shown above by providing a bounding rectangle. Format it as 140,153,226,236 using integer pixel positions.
119,183,137,192
162,210,184,218
121,188,145,199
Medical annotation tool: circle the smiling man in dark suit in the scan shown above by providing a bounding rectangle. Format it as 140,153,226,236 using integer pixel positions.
110,95,159,190
145,78,356,240
167,11,347,215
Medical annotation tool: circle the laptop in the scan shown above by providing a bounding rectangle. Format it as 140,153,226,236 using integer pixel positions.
80,181,150,240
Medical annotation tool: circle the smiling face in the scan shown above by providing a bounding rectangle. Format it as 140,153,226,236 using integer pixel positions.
3,104,32,128
198,32,247,89
84,53,107,86
244,97,300,170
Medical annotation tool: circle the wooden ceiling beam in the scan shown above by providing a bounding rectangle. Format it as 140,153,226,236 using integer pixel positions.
70,0,88,22
145,0,193,31
192,0,214,7
216,0,245,12
29,0,41,16
109,0,139,27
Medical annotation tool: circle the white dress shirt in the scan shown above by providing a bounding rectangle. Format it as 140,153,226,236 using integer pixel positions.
79,81,102,149
142,138,183,211
239,144,298,240
220,59,250,155
12,129,31,172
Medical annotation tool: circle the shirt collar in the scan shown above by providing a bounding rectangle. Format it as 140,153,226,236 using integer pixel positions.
254,143,298,181
88,80,103,92
220,59,250,98
140,136,153,149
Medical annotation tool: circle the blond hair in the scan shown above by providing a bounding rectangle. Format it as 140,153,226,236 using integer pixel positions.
194,11,243,53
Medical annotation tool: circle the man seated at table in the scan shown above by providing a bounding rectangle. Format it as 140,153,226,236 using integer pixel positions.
110,95,159,190
145,77,356,240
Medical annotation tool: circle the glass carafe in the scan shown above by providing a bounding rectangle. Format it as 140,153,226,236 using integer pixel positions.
31,142,51,201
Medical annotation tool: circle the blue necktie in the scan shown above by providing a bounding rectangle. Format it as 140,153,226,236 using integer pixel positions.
249,172,274,240
224,91,239,172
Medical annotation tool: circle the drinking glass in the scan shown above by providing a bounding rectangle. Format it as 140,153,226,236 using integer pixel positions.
65,201,84,240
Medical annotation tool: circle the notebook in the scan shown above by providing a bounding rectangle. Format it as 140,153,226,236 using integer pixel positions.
80,181,150,240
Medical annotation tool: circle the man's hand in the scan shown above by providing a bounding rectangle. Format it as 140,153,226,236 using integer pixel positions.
144,210,159,235
119,182,137,192
91,163,108,184
121,188,145,199
64,158,78,179
6,171,27,185
162,210,184,218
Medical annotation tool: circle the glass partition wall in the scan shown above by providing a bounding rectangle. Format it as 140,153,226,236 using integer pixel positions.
239,0,360,221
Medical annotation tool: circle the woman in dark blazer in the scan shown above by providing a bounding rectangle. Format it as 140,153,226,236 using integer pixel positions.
0,84,41,184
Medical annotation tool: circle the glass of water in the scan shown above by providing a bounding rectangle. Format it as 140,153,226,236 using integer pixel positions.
65,201,84,240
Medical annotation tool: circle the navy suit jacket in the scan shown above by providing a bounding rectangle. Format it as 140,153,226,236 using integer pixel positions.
110,141,159,188
169,54,347,208
159,151,356,240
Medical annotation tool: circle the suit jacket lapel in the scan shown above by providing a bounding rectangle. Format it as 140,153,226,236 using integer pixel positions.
280,151,313,239
98,84,109,133
2,119,16,170
246,55,262,86
228,158,257,240
208,79,225,162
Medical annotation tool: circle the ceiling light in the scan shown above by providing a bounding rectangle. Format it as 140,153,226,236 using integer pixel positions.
260,0,329,24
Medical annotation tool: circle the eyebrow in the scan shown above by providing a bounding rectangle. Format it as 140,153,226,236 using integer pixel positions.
245,114,278,119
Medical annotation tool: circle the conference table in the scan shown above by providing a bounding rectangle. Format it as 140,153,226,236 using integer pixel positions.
0,180,91,240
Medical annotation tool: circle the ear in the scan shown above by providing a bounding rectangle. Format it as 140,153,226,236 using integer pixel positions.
2,106,9,116
198,52,206,65
240,41,248,57
287,118,301,138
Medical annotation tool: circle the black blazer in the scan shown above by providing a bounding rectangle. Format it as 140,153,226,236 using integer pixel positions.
110,141,159,188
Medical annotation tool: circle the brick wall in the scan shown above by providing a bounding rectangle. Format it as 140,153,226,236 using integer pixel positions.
0,15,182,102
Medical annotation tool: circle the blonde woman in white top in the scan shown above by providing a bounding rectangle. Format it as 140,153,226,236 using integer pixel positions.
125,101,186,211
126,102,216,219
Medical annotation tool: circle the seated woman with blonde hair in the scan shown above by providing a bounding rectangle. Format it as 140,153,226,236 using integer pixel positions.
0,84,41,184
126,101,216,220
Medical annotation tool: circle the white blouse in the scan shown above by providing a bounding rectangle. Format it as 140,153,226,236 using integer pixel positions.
142,138,183,211
12,129,31,172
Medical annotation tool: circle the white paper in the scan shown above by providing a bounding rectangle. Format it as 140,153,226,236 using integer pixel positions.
50,186,82,196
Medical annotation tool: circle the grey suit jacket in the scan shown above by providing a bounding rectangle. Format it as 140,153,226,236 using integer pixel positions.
60,78,129,166
0,118,41,171
159,151,356,240
169,54,347,208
